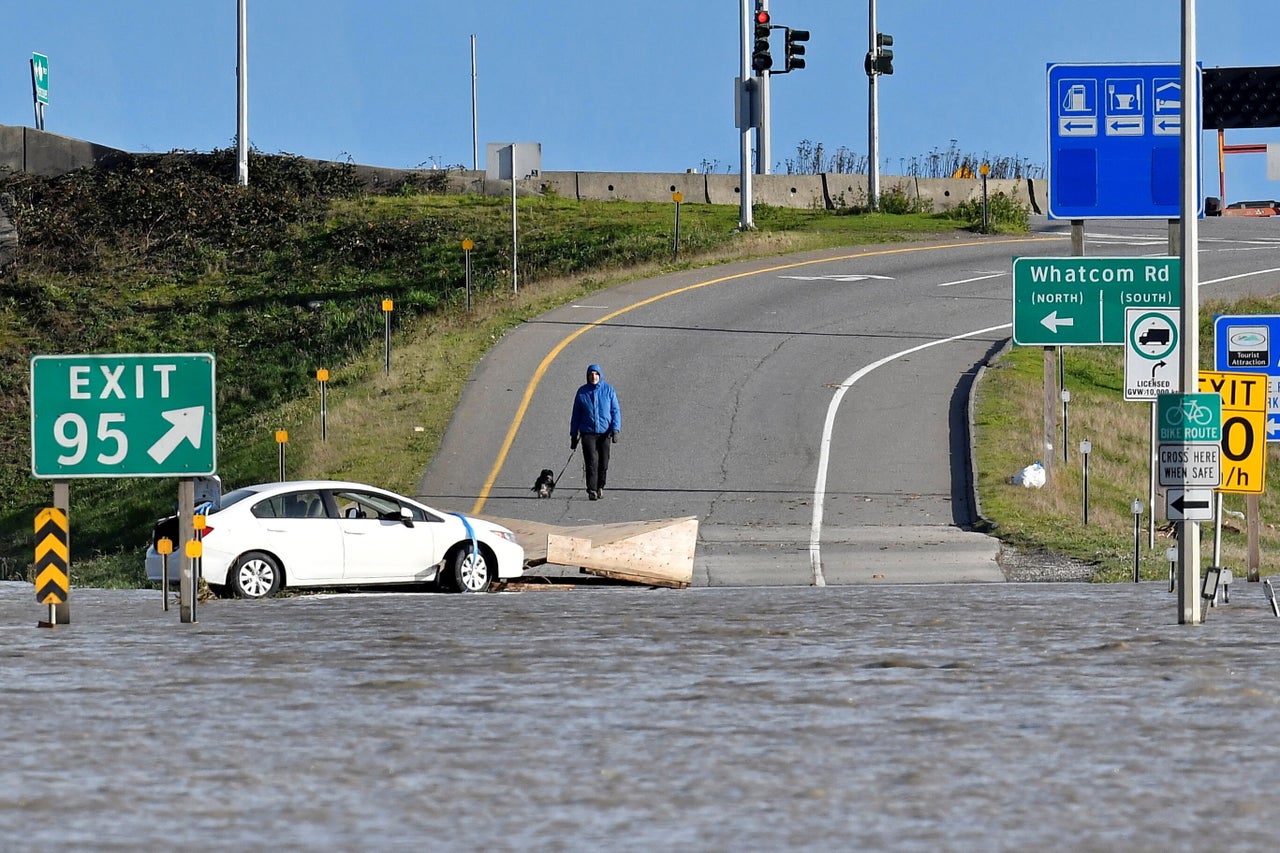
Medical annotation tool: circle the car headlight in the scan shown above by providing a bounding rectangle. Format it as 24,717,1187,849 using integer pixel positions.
490,529,517,543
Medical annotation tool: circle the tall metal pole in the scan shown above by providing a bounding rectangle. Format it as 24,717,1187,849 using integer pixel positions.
868,0,880,210
1177,0,1201,625
470,35,478,171
236,0,249,187
739,0,754,230
757,0,770,175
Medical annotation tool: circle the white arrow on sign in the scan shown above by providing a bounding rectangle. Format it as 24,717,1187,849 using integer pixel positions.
1040,311,1075,333
147,406,205,463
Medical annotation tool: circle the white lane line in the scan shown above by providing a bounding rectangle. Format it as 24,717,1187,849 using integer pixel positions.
937,271,1007,288
1201,266,1280,286
808,323,1012,586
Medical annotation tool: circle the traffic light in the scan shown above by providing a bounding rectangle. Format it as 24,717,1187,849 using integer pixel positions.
752,9,773,73
784,28,809,73
875,32,894,75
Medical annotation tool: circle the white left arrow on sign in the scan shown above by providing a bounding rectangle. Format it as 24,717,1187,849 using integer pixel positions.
1040,310,1075,333
147,406,205,463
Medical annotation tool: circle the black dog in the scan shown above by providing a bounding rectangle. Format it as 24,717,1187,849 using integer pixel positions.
532,469,556,498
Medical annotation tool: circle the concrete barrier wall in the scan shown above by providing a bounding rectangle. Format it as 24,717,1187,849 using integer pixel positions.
754,175,827,209
0,125,23,173
0,124,1046,214
573,171,706,203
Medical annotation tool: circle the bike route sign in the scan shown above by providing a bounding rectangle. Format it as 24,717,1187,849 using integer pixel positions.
1012,257,1180,346
1048,62,1201,219
30,353,217,478
1157,392,1221,488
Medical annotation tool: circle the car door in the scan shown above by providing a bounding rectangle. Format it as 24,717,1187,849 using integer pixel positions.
330,488,437,583
248,489,344,585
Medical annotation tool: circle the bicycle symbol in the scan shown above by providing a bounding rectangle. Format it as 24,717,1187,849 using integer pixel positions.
1165,398,1214,427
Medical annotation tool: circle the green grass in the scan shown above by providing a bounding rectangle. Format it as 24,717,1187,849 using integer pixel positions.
0,149,1027,587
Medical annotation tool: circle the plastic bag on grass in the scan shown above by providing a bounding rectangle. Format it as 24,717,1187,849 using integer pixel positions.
1011,461,1045,488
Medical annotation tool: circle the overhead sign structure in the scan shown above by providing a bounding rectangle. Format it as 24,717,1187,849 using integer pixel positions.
1213,314,1280,441
1198,371,1267,494
1157,393,1222,488
31,354,217,478
1012,257,1179,346
1047,62,1201,219
1124,307,1180,400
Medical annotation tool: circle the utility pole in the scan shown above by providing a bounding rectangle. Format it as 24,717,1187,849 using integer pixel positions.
868,0,879,209
470,35,478,171
738,0,754,230
1177,0,1202,625
757,0,771,174
236,0,248,187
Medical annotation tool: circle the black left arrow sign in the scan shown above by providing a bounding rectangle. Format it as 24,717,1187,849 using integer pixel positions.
1171,494,1211,513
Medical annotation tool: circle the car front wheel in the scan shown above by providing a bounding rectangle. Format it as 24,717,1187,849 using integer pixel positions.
232,551,282,599
445,545,493,593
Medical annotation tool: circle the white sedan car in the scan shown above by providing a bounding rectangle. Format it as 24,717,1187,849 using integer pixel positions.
145,480,525,598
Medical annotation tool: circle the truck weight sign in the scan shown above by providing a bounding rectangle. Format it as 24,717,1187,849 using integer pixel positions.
30,354,217,478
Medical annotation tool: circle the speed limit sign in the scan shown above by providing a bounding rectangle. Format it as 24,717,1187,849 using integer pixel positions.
1199,371,1267,494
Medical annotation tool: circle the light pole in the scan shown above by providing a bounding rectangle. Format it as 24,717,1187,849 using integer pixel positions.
236,0,248,187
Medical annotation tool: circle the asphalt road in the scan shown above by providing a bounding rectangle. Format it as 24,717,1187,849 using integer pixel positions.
419,217,1280,585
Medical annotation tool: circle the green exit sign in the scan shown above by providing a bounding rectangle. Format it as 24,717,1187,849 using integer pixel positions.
1012,256,1180,345
30,354,217,478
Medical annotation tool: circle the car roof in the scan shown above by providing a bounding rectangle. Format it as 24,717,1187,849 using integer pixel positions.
245,480,394,492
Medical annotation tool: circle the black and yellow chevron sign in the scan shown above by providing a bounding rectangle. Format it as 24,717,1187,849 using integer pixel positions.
34,507,69,605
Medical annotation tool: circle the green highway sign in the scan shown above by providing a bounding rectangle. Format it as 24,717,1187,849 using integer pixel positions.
31,354,216,478
1012,256,1180,346
31,52,49,104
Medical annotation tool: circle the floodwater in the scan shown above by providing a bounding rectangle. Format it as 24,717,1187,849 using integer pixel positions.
3,579,1280,851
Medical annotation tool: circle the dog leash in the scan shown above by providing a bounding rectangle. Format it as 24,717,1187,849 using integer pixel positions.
554,448,576,486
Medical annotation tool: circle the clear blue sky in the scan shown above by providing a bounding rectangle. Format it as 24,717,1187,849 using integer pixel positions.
3,1,1276,204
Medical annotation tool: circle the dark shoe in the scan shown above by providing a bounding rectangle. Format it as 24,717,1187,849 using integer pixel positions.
596,487,604,496
588,490,598,501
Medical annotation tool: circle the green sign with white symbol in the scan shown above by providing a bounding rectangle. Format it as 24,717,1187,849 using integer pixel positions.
1156,393,1221,443
1012,256,1180,346
30,354,217,478
31,53,49,104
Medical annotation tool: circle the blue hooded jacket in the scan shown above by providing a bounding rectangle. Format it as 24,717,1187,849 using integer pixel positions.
570,363,621,437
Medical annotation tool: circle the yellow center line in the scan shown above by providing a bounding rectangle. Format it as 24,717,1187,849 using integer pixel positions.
471,235,1058,513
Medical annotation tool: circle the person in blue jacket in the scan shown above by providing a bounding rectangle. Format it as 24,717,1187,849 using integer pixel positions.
570,363,621,500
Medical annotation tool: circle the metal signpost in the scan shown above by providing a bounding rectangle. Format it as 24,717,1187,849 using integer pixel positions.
1048,62,1200,219
31,354,217,478
1012,257,1180,346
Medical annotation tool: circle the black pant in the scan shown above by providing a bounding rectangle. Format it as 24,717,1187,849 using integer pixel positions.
581,432,611,493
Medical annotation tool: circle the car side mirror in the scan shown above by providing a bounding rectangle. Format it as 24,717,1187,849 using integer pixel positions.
400,506,414,527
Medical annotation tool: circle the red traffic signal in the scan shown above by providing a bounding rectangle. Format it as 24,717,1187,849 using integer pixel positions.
755,10,770,25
